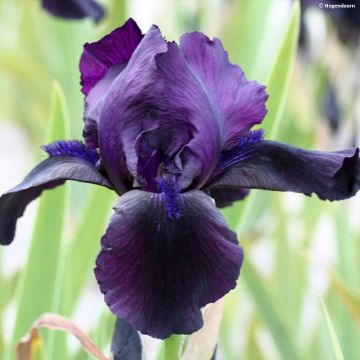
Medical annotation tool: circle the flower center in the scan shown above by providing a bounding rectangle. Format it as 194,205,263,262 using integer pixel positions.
156,176,181,220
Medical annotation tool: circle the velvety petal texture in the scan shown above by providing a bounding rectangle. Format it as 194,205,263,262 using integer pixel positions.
96,27,268,191
98,25,167,193
0,141,112,245
153,33,268,188
81,19,143,149
80,18,143,95
95,189,243,339
42,0,104,21
210,141,360,201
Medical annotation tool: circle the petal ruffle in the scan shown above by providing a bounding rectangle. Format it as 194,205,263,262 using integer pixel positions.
0,149,112,245
81,19,143,149
209,140,360,201
154,32,268,187
97,29,267,191
95,189,243,339
80,18,143,95
42,0,104,21
98,25,167,193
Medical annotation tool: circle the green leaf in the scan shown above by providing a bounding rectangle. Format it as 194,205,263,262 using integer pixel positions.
233,0,300,234
262,1,300,139
158,335,182,360
104,0,126,35
91,310,116,354
220,0,274,80
242,261,299,360
63,187,115,316
320,296,344,360
157,335,183,360
6,82,70,360
221,3,301,358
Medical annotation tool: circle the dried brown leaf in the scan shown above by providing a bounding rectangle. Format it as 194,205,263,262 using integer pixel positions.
16,328,42,360
16,313,107,360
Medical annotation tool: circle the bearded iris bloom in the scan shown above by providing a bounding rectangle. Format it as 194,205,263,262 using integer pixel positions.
1,18,360,339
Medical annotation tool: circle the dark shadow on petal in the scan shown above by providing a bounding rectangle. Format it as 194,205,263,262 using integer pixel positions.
209,188,249,208
111,317,142,360
0,156,113,245
95,189,243,339
209,140,360,201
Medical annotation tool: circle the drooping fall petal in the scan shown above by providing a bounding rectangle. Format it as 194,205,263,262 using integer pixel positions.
0,141,112,245
95,188,243,339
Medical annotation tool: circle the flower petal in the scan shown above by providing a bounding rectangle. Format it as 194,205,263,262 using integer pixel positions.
42,0,105,21
95,189,243,339
154,32,268,187
98,25,167,193
210,140,360,201
209,188,249,208
81,19,143,149
80,18,143,95
0,150,112,245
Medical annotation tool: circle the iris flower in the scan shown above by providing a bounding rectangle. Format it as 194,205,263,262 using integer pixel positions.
1,18,360,339
42,0,105,22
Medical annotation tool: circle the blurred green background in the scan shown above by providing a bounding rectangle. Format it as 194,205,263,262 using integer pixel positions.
0,0,359,359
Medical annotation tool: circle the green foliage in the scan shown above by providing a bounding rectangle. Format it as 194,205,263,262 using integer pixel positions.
320,297,344,360
6,83,70,359
262,1,300,139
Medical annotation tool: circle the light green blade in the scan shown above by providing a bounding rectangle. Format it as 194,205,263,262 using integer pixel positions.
63,187,116,315
262,1,301,139
235,0,300,235
242,260,299,360
7,82,70,360
223,2,301,359
221,0,273,79
320,296,344,360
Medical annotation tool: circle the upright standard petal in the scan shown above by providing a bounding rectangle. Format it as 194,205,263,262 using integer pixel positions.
98,25,167,193
210,140,360,201
154,32,268,188
0,141,113,245
95,189,243,339
42,0,104,21
81,19,143,149
80,18,143,96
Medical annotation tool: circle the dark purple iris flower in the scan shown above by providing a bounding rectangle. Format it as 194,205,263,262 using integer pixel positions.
42,0,104,22
1,18,360,339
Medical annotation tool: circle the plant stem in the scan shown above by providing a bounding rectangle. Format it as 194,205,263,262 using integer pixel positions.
164,335,182,360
